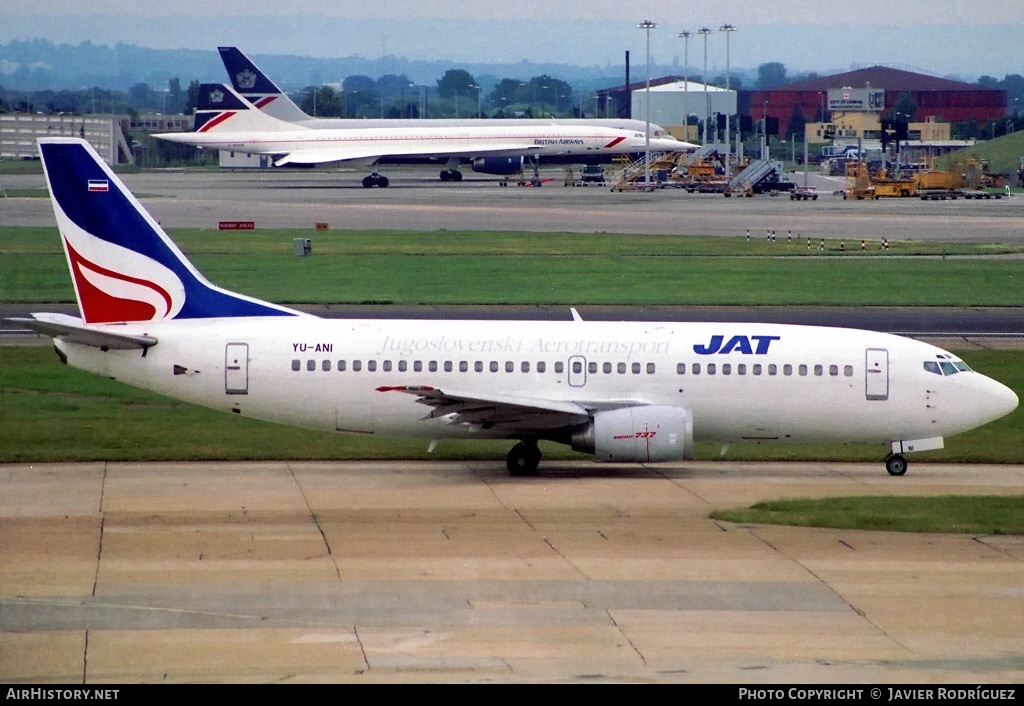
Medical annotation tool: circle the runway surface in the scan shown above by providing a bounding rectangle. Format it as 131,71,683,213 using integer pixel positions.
2,460,1023,683
2,167,1022,241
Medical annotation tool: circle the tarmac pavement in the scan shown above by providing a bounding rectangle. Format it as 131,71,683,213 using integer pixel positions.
2,459,1023,683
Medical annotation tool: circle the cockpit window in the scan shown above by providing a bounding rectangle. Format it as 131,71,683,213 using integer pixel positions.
923,361,941,375
953,361,972,372
939,361,958,375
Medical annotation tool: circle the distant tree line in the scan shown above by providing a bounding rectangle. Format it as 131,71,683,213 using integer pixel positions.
296,69,582,119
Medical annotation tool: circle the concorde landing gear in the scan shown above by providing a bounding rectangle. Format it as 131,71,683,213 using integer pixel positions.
439,169,463,182
362,173,390,188
507,440,542,476
884,453,908,476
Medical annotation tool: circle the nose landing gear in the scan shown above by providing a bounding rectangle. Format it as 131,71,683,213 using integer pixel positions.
884,453,908,476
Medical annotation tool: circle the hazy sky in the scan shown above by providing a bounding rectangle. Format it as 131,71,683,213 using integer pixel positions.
3,1,1021,78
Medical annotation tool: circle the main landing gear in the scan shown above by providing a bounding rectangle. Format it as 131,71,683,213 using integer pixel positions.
439,169,463,182
362,173,390,188
884,453,908,476
506,441,542,476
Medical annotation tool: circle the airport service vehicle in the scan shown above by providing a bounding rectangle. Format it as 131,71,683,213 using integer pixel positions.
154,83,690,187
218,46,675,139
13,138,1018,476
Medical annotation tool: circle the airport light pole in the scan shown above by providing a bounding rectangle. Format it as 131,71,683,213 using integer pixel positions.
639,20,657,188
720,24,736,176
677,31,691,144
470,84,482,118
698,27,712,146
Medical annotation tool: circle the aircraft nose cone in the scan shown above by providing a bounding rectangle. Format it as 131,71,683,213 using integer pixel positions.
978,375,1019,426
993,380,1019,418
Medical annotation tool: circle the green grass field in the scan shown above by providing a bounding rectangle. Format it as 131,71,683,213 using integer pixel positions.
3,227,1024,306
712,495,1024,535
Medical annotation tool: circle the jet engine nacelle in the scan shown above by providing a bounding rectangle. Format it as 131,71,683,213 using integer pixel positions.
571,406,693,463
471,156,524,175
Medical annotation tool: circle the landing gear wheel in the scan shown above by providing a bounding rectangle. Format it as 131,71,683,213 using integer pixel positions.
377,176,389,188
362,173,388,188
439,170,451,182
362,175,376,188
451,170,463,182
506,441,541,477
885,454,908,476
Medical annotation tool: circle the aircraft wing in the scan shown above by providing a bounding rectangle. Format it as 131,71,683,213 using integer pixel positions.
276,143,542,166
377,385,590,431
6,313,157,351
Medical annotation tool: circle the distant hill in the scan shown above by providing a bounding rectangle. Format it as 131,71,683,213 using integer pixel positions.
938,130,1024,177
0,39,648,94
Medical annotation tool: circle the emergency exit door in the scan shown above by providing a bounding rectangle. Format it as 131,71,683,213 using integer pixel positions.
225,343,249,395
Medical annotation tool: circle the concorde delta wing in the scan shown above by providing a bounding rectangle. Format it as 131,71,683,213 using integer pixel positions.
274,142,542,167
376,385,590,431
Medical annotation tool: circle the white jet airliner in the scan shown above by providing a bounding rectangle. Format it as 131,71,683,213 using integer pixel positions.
154,83,690,187
217,46,675,138
13,138,1018,476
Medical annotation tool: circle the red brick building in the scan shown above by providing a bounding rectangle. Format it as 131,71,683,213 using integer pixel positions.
741,66,1006,134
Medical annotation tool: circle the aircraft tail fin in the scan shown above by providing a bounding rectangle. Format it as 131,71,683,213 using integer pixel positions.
218,46,312,123
192,83,300,133
37,137,306,324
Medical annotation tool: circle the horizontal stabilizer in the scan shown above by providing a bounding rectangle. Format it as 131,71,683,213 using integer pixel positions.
6,313,157,350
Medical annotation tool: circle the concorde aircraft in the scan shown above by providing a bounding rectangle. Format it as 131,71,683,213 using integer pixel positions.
12,138,1018,476
217,46,675,139
154,83,690,187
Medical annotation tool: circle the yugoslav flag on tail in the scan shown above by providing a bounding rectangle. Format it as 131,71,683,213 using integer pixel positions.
38,138,305,324
218,46,311,123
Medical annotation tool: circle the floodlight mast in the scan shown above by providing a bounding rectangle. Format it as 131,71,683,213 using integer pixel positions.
638,20,657,189
720,24,737,176
677,31,691,144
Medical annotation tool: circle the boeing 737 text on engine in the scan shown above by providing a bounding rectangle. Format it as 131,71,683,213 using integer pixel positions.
11,138,1018,477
